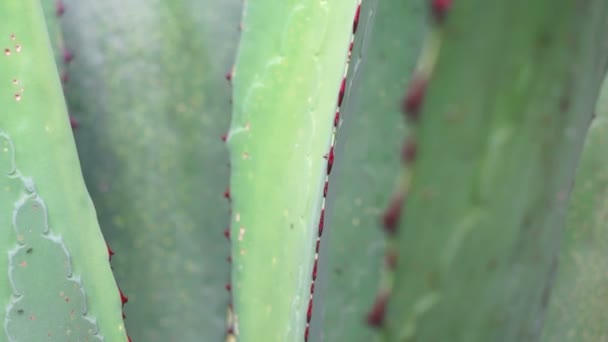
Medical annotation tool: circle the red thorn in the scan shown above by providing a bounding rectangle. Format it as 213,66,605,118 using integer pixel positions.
221,133,227,142
318,209,325,236
225,283,231,292
224,227,230,240
119,287,128,306
401,139,418,163
334,110,340,127
315,240,320,253
304,326,310,342
223,187,230,200
326,147,334,174
352,4,361,33
307,299,313,322
382,194,405,234
62,48,74,64
431,0,452,22
312,259,318,280
366,292,389,328
128,336,132,342
106,242,114,261
323,181,329,197
55,0,65,16
337,78,346,107
401,77,427,121
225,70,233,82
310,282,315,294
69,116,79,129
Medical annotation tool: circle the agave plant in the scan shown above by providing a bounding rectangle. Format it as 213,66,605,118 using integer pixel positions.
1,0,608,341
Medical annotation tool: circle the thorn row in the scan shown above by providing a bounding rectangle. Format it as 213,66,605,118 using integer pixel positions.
222,55,235,338
368,0,451,329
305,2,362,340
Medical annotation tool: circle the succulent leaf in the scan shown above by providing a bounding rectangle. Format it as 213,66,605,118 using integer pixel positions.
228,0,360,340
314,0,427,340
0,1,126,340
541,75,608,341
384,0,608,340
43,0,243,340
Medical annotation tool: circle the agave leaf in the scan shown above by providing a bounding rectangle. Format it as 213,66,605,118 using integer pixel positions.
313,0,426,341
1,1,126,340
228,0,360,340
540,75,608,341
385,1,608,341
45,0,243,340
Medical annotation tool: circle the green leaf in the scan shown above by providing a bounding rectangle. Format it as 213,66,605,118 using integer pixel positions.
228,0,360,340
384,1,608,340
1,1,126,340
314,0,426,340
541,75,608,341
47,0,243,340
